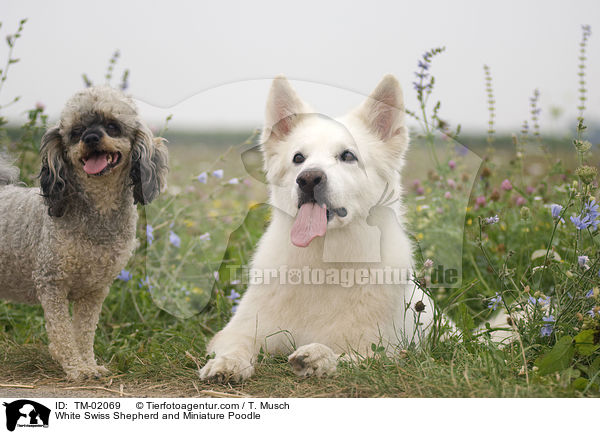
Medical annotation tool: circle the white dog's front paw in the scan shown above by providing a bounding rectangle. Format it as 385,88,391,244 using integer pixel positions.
199,356,255,383
288,343,338,378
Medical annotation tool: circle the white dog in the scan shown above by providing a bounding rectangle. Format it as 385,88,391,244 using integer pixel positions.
200,75,439,382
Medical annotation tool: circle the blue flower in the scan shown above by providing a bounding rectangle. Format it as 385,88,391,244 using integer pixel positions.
578,255,589,268
169,231,181,248
529,296,550,306
227,178,239,185
571,214,591,230
540,315,555,337
487,292,502,310
146,224,154,245
550,204,564,221
197,172,207,183
585,200,599,229
138,276,154,292
199,232,211,241
417,60,430,70
117,269,132,282
588,309,597,318
227,289,241,302
212,169,224,179
586,288,594,298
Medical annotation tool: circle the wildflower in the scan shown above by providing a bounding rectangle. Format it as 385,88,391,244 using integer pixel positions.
586,199,599,222
416,186,425,195
146,225,154,245
576,166,598,185
515,196,526,206
520,206,531,220
446,179,456,189
588,309,597,318
213,271,220,281
529,296,550,307
230,279,242,285
490,188,500,201
227,289,241,302
571,214,591,230
526,186,535,194
484,215,499,225
586,288,595,298
476,196,486,207
212,169,224,178
550,204,563,219
227,178,239,185
117,269,132,282
488,292,502,311
423,259,434,269
417,60,429,70
574,139,592,153
199,232,211,241
448,160,456,170
501,179,513,191
169,231,181,248
35,102,45,111
578,255,589,268
540,315,555,337
197,172,207,183
444,191,452,199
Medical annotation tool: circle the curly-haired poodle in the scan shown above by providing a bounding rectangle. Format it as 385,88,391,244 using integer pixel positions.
0,86,168,380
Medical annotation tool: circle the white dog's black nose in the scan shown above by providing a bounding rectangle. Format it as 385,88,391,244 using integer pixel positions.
296,169,327,195
82,130,103,147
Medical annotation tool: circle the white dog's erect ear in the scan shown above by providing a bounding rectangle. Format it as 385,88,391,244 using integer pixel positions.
262,75,310,141
355,74,406,145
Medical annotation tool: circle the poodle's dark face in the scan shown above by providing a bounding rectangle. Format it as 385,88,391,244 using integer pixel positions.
39,86,168,217
66,113,134,178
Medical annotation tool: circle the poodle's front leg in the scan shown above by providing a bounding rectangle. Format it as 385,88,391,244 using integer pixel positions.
73,288,109,377
38,291,88,380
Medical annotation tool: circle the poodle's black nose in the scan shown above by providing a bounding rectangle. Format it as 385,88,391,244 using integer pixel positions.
82,129,103,147
296,169,327,196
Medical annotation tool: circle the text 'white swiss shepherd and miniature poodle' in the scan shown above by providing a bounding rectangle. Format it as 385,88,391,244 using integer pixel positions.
200,74,445,382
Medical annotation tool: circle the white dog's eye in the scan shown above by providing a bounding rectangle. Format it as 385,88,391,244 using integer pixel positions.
340,150,357,162
293,153,305,164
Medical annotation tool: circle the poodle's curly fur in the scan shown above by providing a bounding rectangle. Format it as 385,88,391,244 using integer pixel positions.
0,86,168,380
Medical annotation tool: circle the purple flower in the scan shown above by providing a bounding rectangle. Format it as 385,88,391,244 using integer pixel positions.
199,232,211,241
118,269,132,282
529,296,550,307
447,179,456,189
417,60,429,70
416,186,425,195
501,179,513,191
169,231,181,248
444,191,452,199
227,178,239,185
488,292,502,310
515,196,526,206
212,169,224,179
476,196,486,207
586,288,594,298
578,255,589,268
146,225,154,245
540,315,555,337
197,172,207,183
448,160,456,170
484,215,499,225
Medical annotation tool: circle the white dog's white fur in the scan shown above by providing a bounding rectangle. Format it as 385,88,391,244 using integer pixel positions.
200,75,438,382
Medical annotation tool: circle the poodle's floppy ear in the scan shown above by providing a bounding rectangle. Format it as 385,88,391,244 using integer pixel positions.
129,122,168,205
39,126,74,217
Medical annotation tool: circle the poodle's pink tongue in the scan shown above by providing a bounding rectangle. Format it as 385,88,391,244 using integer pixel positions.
83,153,108,175
291,203,327,247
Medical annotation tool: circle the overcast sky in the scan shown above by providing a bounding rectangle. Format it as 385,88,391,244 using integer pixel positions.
2,0,599,133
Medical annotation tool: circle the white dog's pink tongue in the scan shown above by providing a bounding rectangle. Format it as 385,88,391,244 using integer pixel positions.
83,153,108,175
291,203,327,247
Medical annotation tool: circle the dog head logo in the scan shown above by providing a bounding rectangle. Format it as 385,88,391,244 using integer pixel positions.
3,400,50,432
